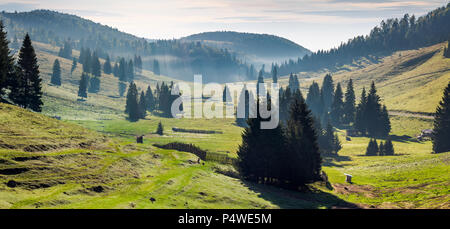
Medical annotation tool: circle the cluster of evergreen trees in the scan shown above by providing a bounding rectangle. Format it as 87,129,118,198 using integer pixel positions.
124,81,182,121
277,4,450,74
79,47,102,77
237,91,322,189
0,22,42,112
432,81,450,154
58,40,72,59
365,138,395,156
75,48,104,98
113,57,135,83
236,73,342,154
305,74,390,138
354,82,390,137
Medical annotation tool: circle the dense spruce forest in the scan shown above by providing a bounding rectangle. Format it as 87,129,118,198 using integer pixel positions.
276,3,450,74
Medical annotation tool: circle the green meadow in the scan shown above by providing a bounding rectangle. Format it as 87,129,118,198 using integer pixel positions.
0,41,448,209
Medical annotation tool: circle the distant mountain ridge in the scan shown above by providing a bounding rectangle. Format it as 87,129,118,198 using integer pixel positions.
182,31,311,66
0,10,250,82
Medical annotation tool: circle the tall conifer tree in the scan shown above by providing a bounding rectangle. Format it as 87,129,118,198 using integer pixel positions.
16,34,43,112
0,21,15,99
330,83,344,125
125,82,140,122
51,59,61,86
343,79,356,124
432,82,450,153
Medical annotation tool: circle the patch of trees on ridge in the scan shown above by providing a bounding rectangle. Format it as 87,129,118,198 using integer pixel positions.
124,81,182,122
275,4,450,74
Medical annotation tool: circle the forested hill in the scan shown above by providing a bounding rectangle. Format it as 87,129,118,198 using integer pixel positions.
182,31,311,66
0,10,250,83
277,3,450,75
0,10,145,55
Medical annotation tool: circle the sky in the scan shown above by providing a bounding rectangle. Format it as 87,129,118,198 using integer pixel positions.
0,0,447,51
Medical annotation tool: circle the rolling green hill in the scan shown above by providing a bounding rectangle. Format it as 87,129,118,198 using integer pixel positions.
182,31,311,66
270,42,450,114
29,41,178,120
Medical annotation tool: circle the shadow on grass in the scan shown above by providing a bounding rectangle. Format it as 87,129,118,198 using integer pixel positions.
321,153,352,167
242,180,359,209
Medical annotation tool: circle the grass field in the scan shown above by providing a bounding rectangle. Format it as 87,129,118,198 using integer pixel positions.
0,41,448,209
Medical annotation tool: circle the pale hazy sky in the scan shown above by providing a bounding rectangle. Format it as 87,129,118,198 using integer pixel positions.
0,0,447,51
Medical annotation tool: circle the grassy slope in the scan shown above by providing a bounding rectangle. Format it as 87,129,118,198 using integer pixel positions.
32,41,178,120
273,42,450,114
0,103,354,209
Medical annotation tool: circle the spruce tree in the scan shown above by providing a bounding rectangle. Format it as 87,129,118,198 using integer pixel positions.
288,73,300,93
237,99,285,184
379,105,391,137
257,72,265,97
366,81,381,136
0,21,15,99
138,91,147,119
306,81,323,117
118,58,127,82
444,40,450,58
384,138,395,155
113,63,119,77
145,85,155,112
379,141,385,156
223,85,232,103
432,82,450,153
91,52,101,77
330,82,344,125
78,72,89,99
51,59,61,86
127,60,134,82
354,87,368,135
16,34,43,112
285,91,322,186
343,79,356,124
125,82,140,122
70,57,77,74
82,48,91,73
236,86,250,127
103,55,112,74
333,133,342,154
88,76,100,93
118,81,127,97
156,121,164,135
321,74,334,112
153,60,160,75
365,139,379,156
271,65,278,83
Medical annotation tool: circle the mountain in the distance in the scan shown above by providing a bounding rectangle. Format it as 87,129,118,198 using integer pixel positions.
182,31,311,66
0,10,250,83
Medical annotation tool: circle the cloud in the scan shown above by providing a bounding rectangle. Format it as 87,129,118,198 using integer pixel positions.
0,2,38,12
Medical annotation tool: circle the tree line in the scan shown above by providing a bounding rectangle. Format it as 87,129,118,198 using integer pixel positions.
0,21,42,112
365,138,395,156
124,81,182,122
237,90,322,189
276,4,450,74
